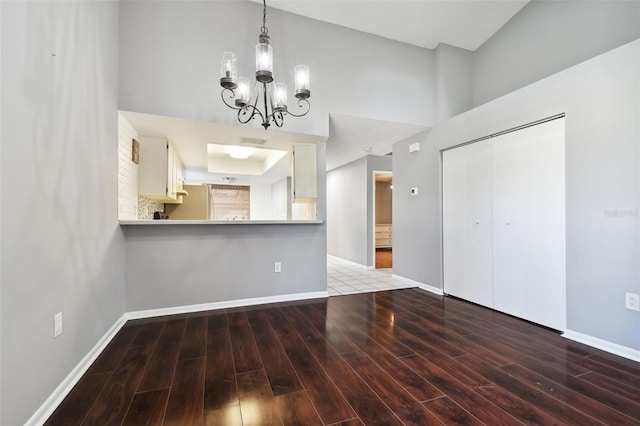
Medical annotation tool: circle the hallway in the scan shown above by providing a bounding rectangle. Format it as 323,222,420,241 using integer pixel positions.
327,255,412,296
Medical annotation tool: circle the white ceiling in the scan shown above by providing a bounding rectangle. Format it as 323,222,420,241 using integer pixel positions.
327,114,427,170
255,0,529,51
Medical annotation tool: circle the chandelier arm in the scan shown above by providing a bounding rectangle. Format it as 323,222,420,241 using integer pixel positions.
272,111,284,127
221,88,243,111
285,98,311,118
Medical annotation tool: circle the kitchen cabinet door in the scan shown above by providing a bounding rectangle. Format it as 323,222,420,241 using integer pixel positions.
292,144,317,201
443,140,493,308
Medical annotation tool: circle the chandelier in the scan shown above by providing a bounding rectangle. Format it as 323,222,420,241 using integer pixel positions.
219,0,311,130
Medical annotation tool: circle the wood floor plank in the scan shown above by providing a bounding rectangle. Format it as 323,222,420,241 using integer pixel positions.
268,315,357,424
179,316,207,360
228,312,263,373
274,391,323,426
46,288,640,426
246,309,304,396
236,370,282,425
422,396,484,426
203,405,243,426
303,338,403,425
342,351,443,425
138,319,187,392
163,357,206,426
85,324,142,375
44,373,110,426
579,370,640,405
501,362,640,423
132,320,166,346
400,354,523,425
454,354,609,425
82,344,154,425
204,328,238,411
206,312,228,332
122,388,170,426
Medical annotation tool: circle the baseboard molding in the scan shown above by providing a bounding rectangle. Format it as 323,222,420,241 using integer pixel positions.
25,313,128,426
391,274,444,295
563,329,640,363
126,291,329,320
327,255,369,269
27,290,327,425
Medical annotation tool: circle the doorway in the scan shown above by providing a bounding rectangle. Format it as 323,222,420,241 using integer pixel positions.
373,172,393,269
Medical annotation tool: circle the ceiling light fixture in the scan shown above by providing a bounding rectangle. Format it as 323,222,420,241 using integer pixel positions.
228,146,253,159
220,0,311,130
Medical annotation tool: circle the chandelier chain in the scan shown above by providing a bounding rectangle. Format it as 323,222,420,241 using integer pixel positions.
261,0,268,35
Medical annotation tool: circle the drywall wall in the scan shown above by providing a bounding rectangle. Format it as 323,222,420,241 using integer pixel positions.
0,2,124,424
327,155,392,267
394,39,640,351
392,131,437,286
473,0,640,106
434,43,474,124
327,157,368,265
124,143,327,311
118,1,435,138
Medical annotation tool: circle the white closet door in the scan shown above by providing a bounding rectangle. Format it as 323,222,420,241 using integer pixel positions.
492,118,566,330
443,140,493,308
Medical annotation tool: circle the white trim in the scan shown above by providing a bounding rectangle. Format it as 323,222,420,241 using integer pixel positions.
126,291,329,320
27,290,327,425
327,255,369,270
563,329,640,363
392,274,444,295
25,314,128,426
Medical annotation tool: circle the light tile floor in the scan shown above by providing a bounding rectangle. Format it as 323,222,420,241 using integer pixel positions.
327,256,416,296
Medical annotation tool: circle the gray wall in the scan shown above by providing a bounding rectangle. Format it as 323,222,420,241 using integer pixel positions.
392,132,438,286
327,157,368,265
118,1,435,137
125,144,327,311
434,43,474,124
327,155,392,266
473,0,640,106
393,40,640,350
0,2,125,424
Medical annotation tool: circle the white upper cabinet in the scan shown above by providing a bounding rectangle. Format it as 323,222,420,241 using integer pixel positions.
138,135,184,202
292,143,317,202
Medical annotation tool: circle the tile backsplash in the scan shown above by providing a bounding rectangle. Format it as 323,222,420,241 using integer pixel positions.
138,196,164,220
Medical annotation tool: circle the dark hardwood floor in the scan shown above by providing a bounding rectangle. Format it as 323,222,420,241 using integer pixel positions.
376,248,392,269
45,289,640,425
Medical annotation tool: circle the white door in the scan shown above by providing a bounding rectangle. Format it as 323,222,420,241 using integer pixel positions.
492,118,566,330
443,140,493,308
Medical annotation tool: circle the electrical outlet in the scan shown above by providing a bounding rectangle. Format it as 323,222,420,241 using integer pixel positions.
54,312,63,337
274,262,282,273
625,292,640,311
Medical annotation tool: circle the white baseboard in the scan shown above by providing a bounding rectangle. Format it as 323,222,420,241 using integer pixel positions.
25,314,128,426
327,255,369,269
126,291,329,320
391,274,444,295
26,290,327,425
563,329,640,363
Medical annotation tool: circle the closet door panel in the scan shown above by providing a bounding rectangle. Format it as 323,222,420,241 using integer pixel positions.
492,119,566,330
443,140,493,308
